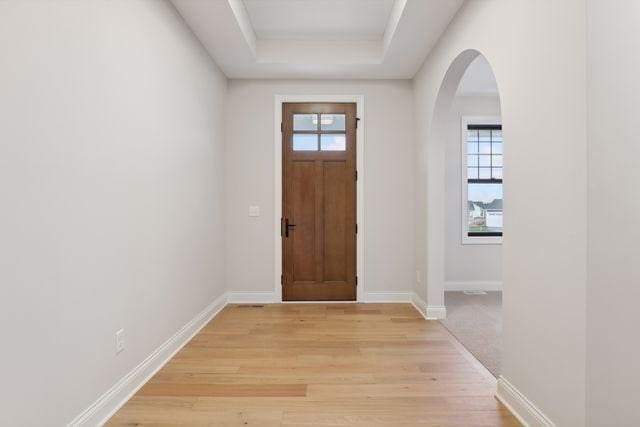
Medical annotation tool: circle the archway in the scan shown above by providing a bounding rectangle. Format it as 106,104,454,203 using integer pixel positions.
426,49,504,376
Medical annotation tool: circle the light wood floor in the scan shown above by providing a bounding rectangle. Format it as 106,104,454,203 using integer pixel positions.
108,303,520,426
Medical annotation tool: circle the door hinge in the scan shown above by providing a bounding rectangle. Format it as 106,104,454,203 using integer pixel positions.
355,223,358,234
355,170,358,181
356,117,360,129
355,276,358,286
281,274,283,285
280,122,283,132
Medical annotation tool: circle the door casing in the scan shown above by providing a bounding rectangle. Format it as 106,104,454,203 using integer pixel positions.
274,95,365,302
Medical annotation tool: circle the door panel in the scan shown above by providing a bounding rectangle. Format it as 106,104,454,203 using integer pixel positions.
323,161,348,282
282,102,357,301
291,161,316,282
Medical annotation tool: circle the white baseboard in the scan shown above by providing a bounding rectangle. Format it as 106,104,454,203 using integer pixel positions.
227,291,276,303
410,293,446,319
496,376,555,427
411,292,428,319
227,291,414,304
445,280,503,291
68,292,229,426
426,305,447,319
363,291,412,302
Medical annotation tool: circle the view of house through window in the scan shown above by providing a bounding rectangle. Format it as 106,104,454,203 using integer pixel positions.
465,123,503,238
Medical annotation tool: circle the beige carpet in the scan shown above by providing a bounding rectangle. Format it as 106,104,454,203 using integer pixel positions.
441,291,502,377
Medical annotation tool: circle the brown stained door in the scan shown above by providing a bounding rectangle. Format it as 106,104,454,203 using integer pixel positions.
282,103,357,301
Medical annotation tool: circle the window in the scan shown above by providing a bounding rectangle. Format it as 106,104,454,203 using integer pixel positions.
462,117,502,244
292,113,346,151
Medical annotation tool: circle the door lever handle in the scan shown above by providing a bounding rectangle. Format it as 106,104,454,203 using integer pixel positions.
285,218,296,237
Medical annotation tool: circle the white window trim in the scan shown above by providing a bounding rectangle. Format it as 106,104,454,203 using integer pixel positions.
461,115,502,245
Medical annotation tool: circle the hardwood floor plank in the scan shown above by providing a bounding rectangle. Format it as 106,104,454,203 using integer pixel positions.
138,383,307,398
106,303,520,426
281,411,520,427
305,382,497,399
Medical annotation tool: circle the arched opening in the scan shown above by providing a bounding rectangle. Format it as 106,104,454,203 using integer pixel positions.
426,50,503,377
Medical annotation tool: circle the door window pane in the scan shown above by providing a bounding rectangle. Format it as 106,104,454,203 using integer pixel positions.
479,155,491,167
320,134,346,151
468,142,479,154
293,114,317,131
293,134,317,151
467,167,479,179
320,114,345,131
492,154,503,167
467,155,479,167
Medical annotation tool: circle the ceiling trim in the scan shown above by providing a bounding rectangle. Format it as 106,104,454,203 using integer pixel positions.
382,0,407,57
227,0,257,57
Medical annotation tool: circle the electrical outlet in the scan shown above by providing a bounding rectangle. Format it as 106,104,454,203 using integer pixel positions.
115,328,125,354
416,270,421,284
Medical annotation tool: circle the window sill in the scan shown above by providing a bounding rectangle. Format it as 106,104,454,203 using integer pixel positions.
462,236,502,245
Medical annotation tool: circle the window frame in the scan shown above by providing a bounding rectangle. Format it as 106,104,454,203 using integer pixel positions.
461,116,503,245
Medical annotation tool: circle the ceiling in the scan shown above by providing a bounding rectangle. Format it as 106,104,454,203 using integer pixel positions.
170,0,465,79
243,0,395,41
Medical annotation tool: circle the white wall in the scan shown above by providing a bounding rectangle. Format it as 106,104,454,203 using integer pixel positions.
413,1,587,425
225,79,414,298
586,1,640,425
445,95,502,287
0,1,227,425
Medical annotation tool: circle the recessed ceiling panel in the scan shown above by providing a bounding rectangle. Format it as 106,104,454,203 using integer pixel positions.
171,0,465,78
243,0,395,41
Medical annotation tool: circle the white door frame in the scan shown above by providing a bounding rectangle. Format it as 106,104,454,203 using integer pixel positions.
274,95,365,303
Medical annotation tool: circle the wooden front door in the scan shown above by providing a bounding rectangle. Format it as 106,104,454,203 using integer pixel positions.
282,102,357,301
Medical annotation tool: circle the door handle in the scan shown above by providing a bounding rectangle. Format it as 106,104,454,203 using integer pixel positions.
285,218,296,237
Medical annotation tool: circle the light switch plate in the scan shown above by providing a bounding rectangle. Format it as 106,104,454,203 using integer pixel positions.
115,328,125,354
248,205,260,217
